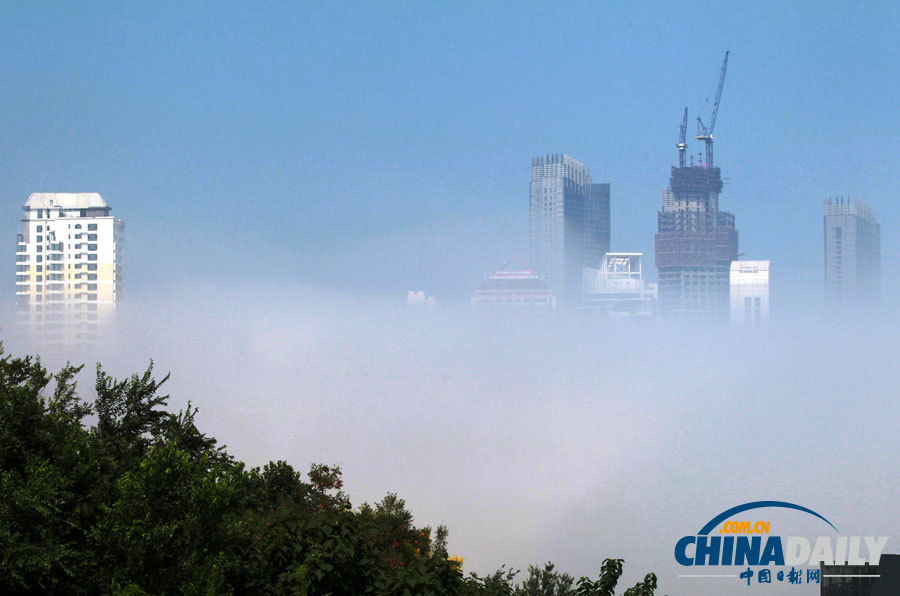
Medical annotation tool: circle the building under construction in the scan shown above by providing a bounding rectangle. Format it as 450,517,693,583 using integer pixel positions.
655,52,739,321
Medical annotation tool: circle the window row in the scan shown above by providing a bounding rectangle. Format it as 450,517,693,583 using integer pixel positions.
22,294,100,303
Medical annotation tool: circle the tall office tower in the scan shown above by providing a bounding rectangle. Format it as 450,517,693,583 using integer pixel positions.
15,193,125,352
824,197,880,308
529,154,610,306
730,260,770,327
655,165,738,320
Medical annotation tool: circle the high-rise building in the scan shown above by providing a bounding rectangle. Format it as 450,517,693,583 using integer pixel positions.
529,154,609,306
655,165,738,320
824,197,880,308
15,193,124,351
581,253,655,317
730,260,770,327
656,52,737,321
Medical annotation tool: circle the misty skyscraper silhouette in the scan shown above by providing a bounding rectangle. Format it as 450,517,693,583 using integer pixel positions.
529,154,610,307
824,197,881,309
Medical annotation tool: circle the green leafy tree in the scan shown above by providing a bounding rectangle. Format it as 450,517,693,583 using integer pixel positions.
0,344,665,595
516,562,576,595
93,362,171,461
0,351,95,594
574,559,664,596
90,440,239,594
461,566,519,596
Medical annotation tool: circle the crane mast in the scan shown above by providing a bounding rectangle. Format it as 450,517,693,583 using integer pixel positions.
695,51,729,167
677,107,688,168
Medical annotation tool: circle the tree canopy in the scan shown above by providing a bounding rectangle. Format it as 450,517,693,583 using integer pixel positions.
0,346,664,595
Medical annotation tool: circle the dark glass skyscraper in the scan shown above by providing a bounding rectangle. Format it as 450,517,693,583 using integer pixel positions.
529,154,610,306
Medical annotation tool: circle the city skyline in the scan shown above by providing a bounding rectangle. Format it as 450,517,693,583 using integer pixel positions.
1,3,897,306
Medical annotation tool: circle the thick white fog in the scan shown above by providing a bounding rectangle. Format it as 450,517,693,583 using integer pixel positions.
4,282,896,595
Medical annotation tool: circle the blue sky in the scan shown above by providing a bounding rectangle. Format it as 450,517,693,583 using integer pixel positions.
2,1,898,301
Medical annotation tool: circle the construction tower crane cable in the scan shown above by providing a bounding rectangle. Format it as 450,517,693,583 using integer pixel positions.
695,50,729,167
677,107,688,168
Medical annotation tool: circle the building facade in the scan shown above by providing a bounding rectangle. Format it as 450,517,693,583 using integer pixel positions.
655,165,738,321
529,154,609,307
582,253,655,317
15,193,124,351
472,257,555,308
730,260,770,327
824,197,880,309
821,554,899,596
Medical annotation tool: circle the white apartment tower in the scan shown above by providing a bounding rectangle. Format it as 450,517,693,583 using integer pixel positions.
15,193,124,350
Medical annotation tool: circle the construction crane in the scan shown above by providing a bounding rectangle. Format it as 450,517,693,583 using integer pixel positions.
677,107,688,168
695,50,729,167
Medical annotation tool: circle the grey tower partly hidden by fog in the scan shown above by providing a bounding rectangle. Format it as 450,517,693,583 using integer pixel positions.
655,163,738,320
529,154,610,306
824,197,880,308
655,52,738,321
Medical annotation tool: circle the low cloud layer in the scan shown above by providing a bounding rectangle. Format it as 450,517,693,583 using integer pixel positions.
4,282,897,595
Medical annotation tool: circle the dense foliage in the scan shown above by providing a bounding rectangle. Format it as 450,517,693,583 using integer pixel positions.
0,347,663,595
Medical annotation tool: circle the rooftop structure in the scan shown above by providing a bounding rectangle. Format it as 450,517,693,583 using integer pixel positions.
472,257,555,308
24,193,110,210
582,253,655,317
